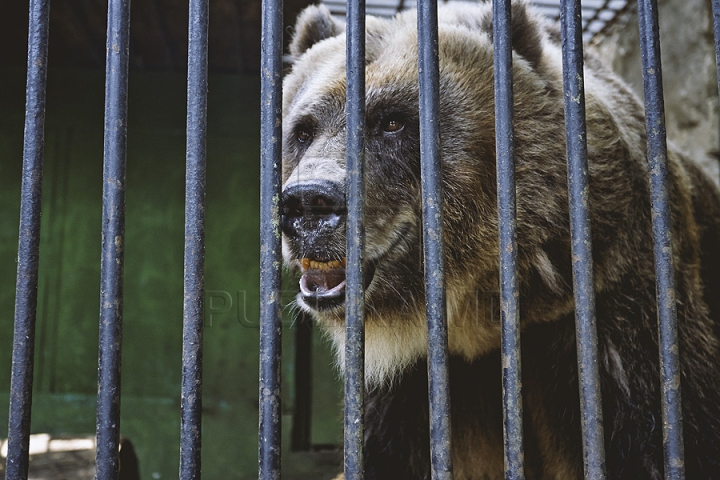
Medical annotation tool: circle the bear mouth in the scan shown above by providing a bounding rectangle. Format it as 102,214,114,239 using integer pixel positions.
295,222,412,312
299,257,377,310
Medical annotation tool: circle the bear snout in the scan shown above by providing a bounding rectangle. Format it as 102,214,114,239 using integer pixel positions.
281,180,347,259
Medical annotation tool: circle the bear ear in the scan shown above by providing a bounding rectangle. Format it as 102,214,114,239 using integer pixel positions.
290,5,346,58
480,0,545,71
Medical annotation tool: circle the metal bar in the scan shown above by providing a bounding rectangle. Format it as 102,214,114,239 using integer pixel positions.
344,0,366,477
5,1,51,478
559,1,607,478
94,0,131,478
416,0,453,478
258,0,283,473
179,0,209,478
636,1,685,478
492,0,525,478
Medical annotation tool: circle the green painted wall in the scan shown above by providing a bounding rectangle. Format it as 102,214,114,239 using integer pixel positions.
0,67,342,479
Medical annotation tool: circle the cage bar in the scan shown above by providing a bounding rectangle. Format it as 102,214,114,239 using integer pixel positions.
559,0,608,479
94,0,131,478
258,0,284,475
416,0,454,478
636,0,686,478
179,0,209,478
492,0,525,478
344,0,367,478
5,1,51,478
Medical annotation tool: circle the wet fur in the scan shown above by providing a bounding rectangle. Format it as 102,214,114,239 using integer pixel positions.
282,2,720,478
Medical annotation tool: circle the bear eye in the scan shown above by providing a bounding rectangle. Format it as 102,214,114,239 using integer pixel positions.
381,116,405,133
297,127,313,143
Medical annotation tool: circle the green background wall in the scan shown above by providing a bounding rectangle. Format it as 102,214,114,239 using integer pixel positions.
0,67,342,479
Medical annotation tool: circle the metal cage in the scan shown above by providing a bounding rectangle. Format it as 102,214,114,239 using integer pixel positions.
5,0,720,478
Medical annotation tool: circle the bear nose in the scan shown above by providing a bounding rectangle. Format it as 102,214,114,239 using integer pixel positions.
281,180,347,248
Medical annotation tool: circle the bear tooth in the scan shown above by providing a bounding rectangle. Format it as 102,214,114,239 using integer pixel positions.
302,259,345,270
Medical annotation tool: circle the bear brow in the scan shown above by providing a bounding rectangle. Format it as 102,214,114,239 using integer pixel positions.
366,86,418,114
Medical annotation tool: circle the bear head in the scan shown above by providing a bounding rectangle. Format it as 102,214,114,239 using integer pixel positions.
280,1,643,385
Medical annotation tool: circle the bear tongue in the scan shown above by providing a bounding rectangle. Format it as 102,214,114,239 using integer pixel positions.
304,268,345,294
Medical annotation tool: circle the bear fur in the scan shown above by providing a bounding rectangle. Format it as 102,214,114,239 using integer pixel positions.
280,2,720,478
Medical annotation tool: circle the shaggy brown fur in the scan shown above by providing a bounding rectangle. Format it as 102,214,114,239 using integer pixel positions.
280,2,720,478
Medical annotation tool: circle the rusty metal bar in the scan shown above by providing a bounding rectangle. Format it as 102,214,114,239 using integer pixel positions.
258,0,284,474
492,0,525,478
94,0,131,478
179,0,209,477
417,0,453,478
636,0,686,478
559,0,608,478
344,0,367,477
5,1,51,478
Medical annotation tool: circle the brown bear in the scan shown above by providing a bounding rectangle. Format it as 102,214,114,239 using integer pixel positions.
280,1,720,478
